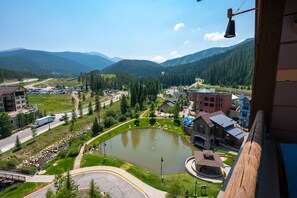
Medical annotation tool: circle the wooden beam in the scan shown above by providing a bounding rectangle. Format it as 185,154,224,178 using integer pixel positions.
249,0,286,129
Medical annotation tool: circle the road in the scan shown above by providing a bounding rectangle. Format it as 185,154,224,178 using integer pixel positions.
0,92,126,153
0,78,39,86
24,166,166,198
24,78,53,89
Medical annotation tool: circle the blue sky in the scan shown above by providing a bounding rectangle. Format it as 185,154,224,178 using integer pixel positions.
0,0,255,62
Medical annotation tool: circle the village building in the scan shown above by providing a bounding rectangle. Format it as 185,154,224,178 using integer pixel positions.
190,111,247,150
187,88,232,115
0,86,28,112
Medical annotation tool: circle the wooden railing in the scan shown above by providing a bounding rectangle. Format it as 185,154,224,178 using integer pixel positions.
223,110,264,198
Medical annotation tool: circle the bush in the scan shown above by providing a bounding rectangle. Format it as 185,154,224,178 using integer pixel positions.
67,147,79,157
118,115,127,122
7,159,19,167
105,109,117,118
57,150,68,159
18,166,37,174
134,120,140,126
104,116,117,128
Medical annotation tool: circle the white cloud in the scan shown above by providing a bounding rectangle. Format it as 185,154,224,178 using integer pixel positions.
191,27,201,32
152,56,166,63
170,51,178,55
173,23,185,31
184,40,190,45
203,32,225,41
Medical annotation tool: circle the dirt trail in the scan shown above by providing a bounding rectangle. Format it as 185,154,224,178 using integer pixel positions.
71,93,79,111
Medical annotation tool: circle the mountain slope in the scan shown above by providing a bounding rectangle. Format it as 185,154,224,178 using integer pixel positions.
161,38,253,67
166,39,254,86
0,56,50,75
103,60,163,76
0,49,91,75
53,51,114,70
86,52,123,63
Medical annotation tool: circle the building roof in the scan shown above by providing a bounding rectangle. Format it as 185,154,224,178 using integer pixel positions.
0,86,21,95
188,88,215,94
194,111,225,128
224,126,247,139
209,114,237,128
194,150,224,168
232,94,239,100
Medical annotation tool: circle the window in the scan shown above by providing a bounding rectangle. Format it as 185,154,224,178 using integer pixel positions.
218,104,222,107
210,97,214,102
210,103,214,107
204,97,209,101
204,103,209,106
243,106,249,110
198,124,205,134
16,101,20,104
242,113,247,117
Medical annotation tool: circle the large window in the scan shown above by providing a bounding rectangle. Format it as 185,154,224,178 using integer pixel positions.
204,103,209,106
204,97,209,101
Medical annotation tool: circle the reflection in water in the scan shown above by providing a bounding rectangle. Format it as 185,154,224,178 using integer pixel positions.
121,132,128,148
95,129,198,174
131,130,140,150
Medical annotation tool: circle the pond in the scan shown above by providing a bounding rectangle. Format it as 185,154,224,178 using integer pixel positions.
93,128,198,174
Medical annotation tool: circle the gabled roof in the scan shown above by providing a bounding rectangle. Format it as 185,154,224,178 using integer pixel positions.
193,111,225,128
194,150,224,168
209,114,237,128
0,86,21,95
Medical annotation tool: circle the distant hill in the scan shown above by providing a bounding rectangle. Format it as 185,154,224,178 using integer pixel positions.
86,52,123,63
0,49,114,76
161,38,253,67
103,60,163,76
53,51,114,70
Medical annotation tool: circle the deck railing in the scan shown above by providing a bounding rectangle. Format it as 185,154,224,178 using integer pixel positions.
222,110,264,198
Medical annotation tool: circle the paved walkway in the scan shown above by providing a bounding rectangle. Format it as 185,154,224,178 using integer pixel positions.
73,109,148,169
26,166,166,198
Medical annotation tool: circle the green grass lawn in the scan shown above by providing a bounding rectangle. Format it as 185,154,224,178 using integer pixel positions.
45,157,76,175
0,182,47,198
28,94,74,114
81,154,221,197
196,83,252,94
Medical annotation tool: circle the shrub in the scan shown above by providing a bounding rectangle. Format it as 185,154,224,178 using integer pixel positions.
118,115,127,122
104,116,117,128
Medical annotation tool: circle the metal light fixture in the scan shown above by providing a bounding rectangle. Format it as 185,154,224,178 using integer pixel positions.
224,8,257,38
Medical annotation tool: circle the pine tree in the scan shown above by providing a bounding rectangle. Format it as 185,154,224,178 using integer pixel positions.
83,94,86,101
64,113,69,125
88,179,101,198
120,95,128,115
79,101,83,118
110,99,113,107
15,135,21,150
0,112,13,138
95,95,100,112
88,102,93,115
149,102,156,119
71,109,76,123
92,117,100,137
134,103,140,113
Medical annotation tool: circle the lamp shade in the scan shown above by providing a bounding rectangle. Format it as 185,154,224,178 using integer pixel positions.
224,19,236,38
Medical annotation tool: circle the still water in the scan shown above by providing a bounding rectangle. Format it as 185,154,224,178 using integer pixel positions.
94,129,197,174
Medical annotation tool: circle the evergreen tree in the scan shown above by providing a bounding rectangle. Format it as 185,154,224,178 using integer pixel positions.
88,102,93,115
0,112,13,138
110,99,113,107
64,113,69,125
92,117,100,137
134,103,140,113
83,94,86,101
149,103,156,118
87,179,101,198
15,135,21,150
79,101,83,118
95,95,100,112
120,95,128,115
71,109,76,123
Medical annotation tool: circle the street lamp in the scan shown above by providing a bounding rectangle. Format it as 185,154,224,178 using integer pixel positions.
103,141,107,163
194,181,198,198
160,156,164,182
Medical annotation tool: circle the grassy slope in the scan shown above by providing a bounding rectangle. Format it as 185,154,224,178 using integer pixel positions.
28,94,74,114
0,182,47,198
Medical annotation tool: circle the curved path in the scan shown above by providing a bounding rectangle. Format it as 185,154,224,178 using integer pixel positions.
26,166,166,198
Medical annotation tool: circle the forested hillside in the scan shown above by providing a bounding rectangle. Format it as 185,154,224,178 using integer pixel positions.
0,68,36,83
